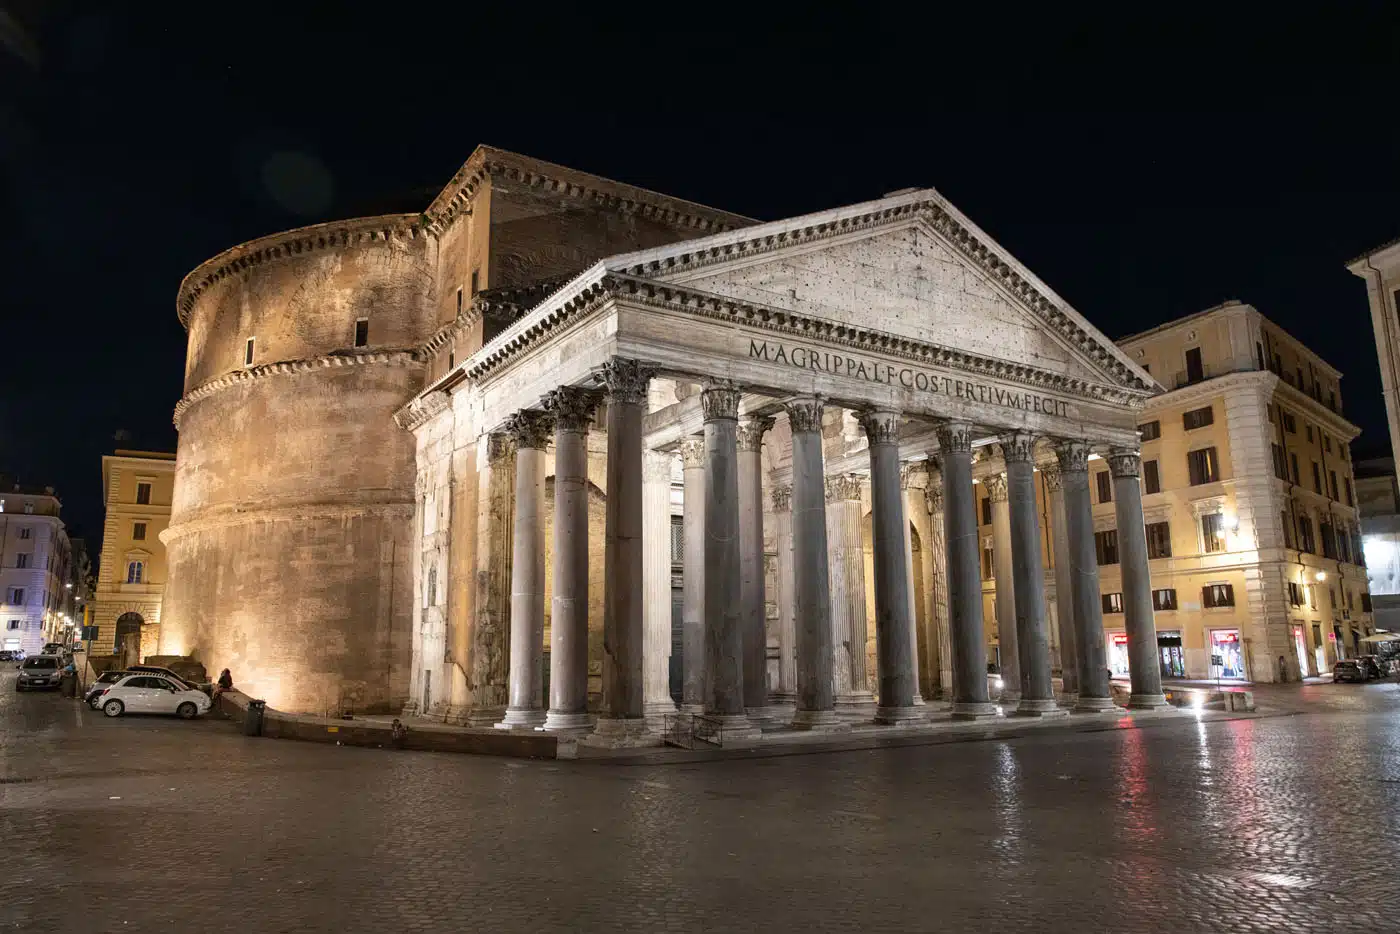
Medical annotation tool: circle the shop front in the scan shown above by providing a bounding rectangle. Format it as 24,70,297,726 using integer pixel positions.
1291,624,1311,678
1209,629,1247,679
1107,631,1130,677
1157,631,1185,679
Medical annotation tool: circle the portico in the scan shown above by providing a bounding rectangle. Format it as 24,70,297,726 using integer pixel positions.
397,188,1165,742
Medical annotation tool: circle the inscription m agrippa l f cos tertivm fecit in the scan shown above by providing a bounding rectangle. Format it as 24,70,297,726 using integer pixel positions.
747,339,1073,419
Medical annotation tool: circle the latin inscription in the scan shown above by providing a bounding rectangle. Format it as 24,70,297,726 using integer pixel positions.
749,339,1072,419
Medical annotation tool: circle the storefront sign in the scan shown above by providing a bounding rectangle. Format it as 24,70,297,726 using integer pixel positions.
747,339,1073,419
1110,632,1129,645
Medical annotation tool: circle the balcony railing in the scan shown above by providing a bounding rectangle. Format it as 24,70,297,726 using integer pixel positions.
1172,365,1212,389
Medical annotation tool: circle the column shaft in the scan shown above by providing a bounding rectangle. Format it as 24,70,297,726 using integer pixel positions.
701,384,758,736
642,450,677,724
680,439,706,713
787,397,844,731
988,475,1020,703
827,475,874,716
1110,449,1170,709
925,484,954,699
772,486,797,704
1001,434,1064,717
862,411,922,724
498,411,551,730
900,473,926,704
543,389,596,732
937,422,996,718
1057,442,1114,711
466,433,513,726
737,417,773,719
1045,467,1080,698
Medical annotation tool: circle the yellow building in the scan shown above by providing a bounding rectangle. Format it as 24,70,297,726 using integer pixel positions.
92,451,176,658
1107,302,1369,681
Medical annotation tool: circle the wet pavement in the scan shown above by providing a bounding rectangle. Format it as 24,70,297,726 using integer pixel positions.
2,670,1399,933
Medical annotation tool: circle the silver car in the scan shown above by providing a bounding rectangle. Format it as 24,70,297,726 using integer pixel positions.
16,655,65,692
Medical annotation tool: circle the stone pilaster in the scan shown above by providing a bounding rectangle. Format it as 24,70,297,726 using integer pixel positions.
1108,448,1170,710
497,409,552,731
737,415,775,722
937,421,996,719
679,437,706,713
1000,432,1065,718
465,432,514,726
827,471,875,719
899,464,926,705
699,381,759,738
643,449,678,726
542,387,598,733
924,480,953,700
860,410,922,724
771,483,797,706
1056,440,1115,712
986,472,1020,704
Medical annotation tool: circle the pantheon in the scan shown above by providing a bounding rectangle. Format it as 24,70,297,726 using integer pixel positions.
158,145,1170,739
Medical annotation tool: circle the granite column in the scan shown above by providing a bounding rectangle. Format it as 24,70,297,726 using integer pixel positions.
1109,448,1171,710
1056,441,1115,712
1044,465,1080,699
496,410,552,730
737,415,774,722
642,449,677,726
987,474,1020,704
771,484,797,707
679,438,706,714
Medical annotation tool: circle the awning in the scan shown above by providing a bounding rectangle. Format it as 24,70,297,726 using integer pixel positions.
1359,632,1400,643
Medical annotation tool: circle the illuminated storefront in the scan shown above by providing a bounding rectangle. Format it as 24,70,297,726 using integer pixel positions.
1209,629,1246,679
1107,631,1130,677
1157,631,1185,678
1292,625,1311,678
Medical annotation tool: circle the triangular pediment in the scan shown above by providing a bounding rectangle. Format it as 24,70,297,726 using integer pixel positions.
604,191,1155,395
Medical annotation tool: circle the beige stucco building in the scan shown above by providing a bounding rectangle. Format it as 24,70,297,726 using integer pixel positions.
92,451,175,657
0,484,72,656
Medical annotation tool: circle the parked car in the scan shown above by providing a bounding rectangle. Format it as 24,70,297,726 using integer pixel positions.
1356,656,1384,680
96,674,211,719
84,670,131,709
16,655,65,691
1333,660,1368,683
0,650,19,662
125,665,203,691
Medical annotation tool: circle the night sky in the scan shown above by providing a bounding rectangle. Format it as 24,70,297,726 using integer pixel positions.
4,4,1400,552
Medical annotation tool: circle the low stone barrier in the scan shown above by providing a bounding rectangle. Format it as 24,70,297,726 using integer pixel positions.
1162,686,1255,712
215,690,558,759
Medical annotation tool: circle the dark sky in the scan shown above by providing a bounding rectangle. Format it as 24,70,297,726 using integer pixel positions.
4,3,1400,546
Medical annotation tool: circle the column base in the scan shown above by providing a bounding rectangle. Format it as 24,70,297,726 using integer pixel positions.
581,716,661,748
745,705,780,727
644,700,678,732
998,689,1022,706
542,710,594,733
1073,696,1120,714
1128,694,1173,711
494,707,547,731
399,700,420,718
834,693,877,720
463,706,507,728
789,708,852,733
1014,697,1069,718
680,703,706,716
443,705,473,726
699,712,763,742
769,691,798,709
950,701,999,720
874,705,927,725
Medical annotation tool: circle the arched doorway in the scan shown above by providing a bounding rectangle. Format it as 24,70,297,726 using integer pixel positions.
115,612,143,663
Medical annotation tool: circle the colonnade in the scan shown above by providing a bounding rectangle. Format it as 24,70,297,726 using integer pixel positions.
492,358,1169,742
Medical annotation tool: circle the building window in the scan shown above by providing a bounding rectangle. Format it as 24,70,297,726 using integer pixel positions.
132,522,147,541
1282,411,1297,433
1320,522,1337,559
981,496,992,526
981,540,994,580
244,337,255,367
16,527,30,540
1306,425,1313,443
1363,592,1374,613
1201,513,1227,553
471,270,480,296
1203,583,1235,608
1184,346,1204,384
1281,511,1294,549
136,482,152,505
1101,592,1124,614
354,318,369,348
1290,452,1300,485
1311,462,1322,495
1145,521,1172,559
126,561,144,584
1297,514,1315,553
1271,444,1288,482
1096,471,1113,504
1138,420,1161,441
5,620,19,631
456,287,463,314
1324,434,1332,454
1094,529,1119,566
1144,459,1161,495
1329,470,1339,501
425,567,437,608
1183,406,1214,430
1153,588,1177,611
23,502,32,514
670,516,684,565
447,352,454,370
7,588,24,605
1345,477,1354,507
1187,447,1219,485
14,553,28,570
1288,582,1304,607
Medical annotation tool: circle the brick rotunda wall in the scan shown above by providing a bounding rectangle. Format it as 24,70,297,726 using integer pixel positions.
160,216,435,714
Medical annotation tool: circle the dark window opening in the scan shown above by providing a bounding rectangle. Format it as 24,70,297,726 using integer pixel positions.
1144,459,1161,495
354,318,369,348
1153,588,1178,611
1203,583,1235,608
1146,521,1172,559
1095,529,1119,566
1138,420,1161,441
1096,471,1113,504
1188,447,1219,485
1183,406,1214,430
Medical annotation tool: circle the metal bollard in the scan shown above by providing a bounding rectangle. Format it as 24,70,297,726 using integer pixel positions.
244,699,266,737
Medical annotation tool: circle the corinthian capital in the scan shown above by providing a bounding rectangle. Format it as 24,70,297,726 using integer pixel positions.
771,485,792,512
935,420,975,455
998,431,1037,464
857,409,901,446
784,395,824,434
700,380,742,421
542,386,601,432
924,486,944,515
825,473,864,504
486,432,515,465
598,357,653,405
736,415,775,452
1054,440,1092,474
504,409,553,450
1107,447,1141,479
1040,464,1063,492
985,473,1008,503
679,437,706,470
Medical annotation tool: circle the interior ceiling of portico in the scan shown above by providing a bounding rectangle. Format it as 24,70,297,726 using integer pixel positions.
666,223,1103,386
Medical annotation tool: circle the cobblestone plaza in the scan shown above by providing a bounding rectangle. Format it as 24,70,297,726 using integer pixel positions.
2,674,1398,932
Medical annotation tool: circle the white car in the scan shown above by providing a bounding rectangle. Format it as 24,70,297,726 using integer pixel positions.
96,674,212,719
